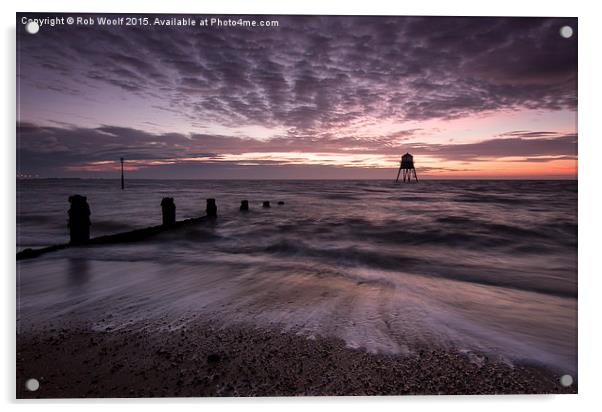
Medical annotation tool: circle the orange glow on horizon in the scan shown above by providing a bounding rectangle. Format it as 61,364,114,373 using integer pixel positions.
64,152,577,178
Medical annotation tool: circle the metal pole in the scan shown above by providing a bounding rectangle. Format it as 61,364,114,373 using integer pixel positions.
120,157,124,190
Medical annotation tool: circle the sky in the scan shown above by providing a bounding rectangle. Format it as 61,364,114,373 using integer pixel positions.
17,14,577,179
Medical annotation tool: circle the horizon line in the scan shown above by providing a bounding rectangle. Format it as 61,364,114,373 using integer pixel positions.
16,177,578,181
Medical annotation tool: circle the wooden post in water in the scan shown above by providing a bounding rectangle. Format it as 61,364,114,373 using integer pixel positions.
206,198,217,217
240,200,249,211
161,197,176,226
263,201,271,208
68,195,91,244
120,157,125,190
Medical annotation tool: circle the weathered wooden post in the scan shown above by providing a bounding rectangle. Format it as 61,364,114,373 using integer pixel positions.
68,195,91,244
161,197,176,226
240,200,249,211
263,201,271,208
206,198,217,217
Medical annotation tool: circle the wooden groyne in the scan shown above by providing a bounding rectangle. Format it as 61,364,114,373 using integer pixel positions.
16,215,210,261
17,195,288,261
17,196,216,261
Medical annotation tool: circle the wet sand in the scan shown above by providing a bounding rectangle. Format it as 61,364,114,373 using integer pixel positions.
16,319,576,398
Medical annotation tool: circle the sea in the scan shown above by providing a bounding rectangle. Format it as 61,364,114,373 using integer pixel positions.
16,179,578,375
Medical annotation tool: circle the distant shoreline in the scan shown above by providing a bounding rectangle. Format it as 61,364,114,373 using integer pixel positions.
16,177,579,181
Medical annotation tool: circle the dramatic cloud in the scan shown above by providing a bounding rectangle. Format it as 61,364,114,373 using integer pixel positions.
406,134,577,161
16,14,577,178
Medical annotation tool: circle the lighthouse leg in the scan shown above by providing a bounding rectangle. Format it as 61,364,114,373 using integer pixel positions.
395,167,402,183
413,168,418,182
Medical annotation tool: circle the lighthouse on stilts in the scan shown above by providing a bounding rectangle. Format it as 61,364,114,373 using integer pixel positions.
395,152,418,183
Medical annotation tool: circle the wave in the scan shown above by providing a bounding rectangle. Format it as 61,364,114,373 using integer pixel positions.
213,237,575,298
452,193,532,205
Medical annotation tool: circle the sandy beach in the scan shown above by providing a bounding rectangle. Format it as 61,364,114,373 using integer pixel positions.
17,317,576,398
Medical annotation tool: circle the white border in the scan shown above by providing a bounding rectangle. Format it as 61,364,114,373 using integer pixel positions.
3,1,601,410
